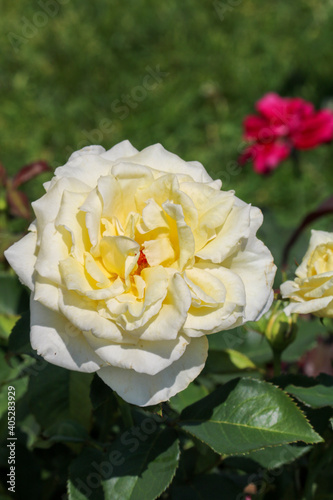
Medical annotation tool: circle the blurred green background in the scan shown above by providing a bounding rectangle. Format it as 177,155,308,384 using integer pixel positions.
1,0,333,271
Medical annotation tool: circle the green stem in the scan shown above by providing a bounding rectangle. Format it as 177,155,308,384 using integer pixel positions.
115,394,134,429
273,350,281,377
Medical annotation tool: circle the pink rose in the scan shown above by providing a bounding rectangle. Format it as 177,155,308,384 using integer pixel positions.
239,93,333,174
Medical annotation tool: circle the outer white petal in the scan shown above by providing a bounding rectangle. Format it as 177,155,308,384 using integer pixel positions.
97,336,208,406
280,280,299,297
30,299,103,372
284,296,333,316
4,231,37,290
54,155,112,187
68,145,106,161
33,276,59,311
84,333,189,375
124,143,214,182
35,223,70,284
55,190,91,262
32,177,91,240
100,140,138,161
223,237,276,321
80,188,103,248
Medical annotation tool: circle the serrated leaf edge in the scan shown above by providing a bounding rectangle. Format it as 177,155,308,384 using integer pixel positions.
178,377,323,457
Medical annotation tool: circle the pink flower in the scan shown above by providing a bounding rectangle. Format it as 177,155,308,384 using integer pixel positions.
239,93,333,174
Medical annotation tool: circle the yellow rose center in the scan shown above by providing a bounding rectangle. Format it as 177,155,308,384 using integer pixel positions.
308,243,333,276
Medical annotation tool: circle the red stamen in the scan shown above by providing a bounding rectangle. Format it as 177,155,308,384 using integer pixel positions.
136,249,149,273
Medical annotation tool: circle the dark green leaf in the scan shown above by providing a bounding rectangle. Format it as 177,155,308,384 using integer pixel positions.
282,318,327,362
0,273,26,315
179,378,322,456
90,373,113,410
44,419,90,443
68,448,105,500
286,384,333,408
204,349,257,374
242,443,312,469
169,383,209,414
0,313,18,343
28,364,93,430
8,311,31,355
70,371,94,429
102,427,180,500
209,327,273,364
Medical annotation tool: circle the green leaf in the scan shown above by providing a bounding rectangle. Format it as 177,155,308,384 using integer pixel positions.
0,374,28,422
242,443,312,469
68,448,105,500
179,378,323,456
286,384,333,409
209,327,273,364
0,273,25,315
282,317,327,362
70,371,94,429
102,427,180,500
169,382,209,414
90,373,115,410
0,313,18,343
204,349,257,375
28,364,93,430
44,419,90,443
8,310,31,355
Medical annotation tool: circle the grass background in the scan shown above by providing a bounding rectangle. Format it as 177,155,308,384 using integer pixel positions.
1,0,333,275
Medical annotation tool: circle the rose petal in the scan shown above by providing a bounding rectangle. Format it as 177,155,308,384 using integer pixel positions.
125,143,214,182
30,299,103,372
100,140,138,161
32,177,91,241
130,272,192,341
196,202,251,263
84,332,189,375
4,230,37,291
55,155,112,187
296,230,333,280
97,335,208,406
222,234,276,321
183,265,246,335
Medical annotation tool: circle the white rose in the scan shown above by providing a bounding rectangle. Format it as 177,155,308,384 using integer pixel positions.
5,141,276,406
281,230,333,318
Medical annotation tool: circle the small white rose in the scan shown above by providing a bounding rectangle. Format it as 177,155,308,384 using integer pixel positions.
5,141,276,406
281,230,333,318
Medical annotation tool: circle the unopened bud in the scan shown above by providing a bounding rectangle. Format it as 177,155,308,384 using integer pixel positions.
265,301,297,352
